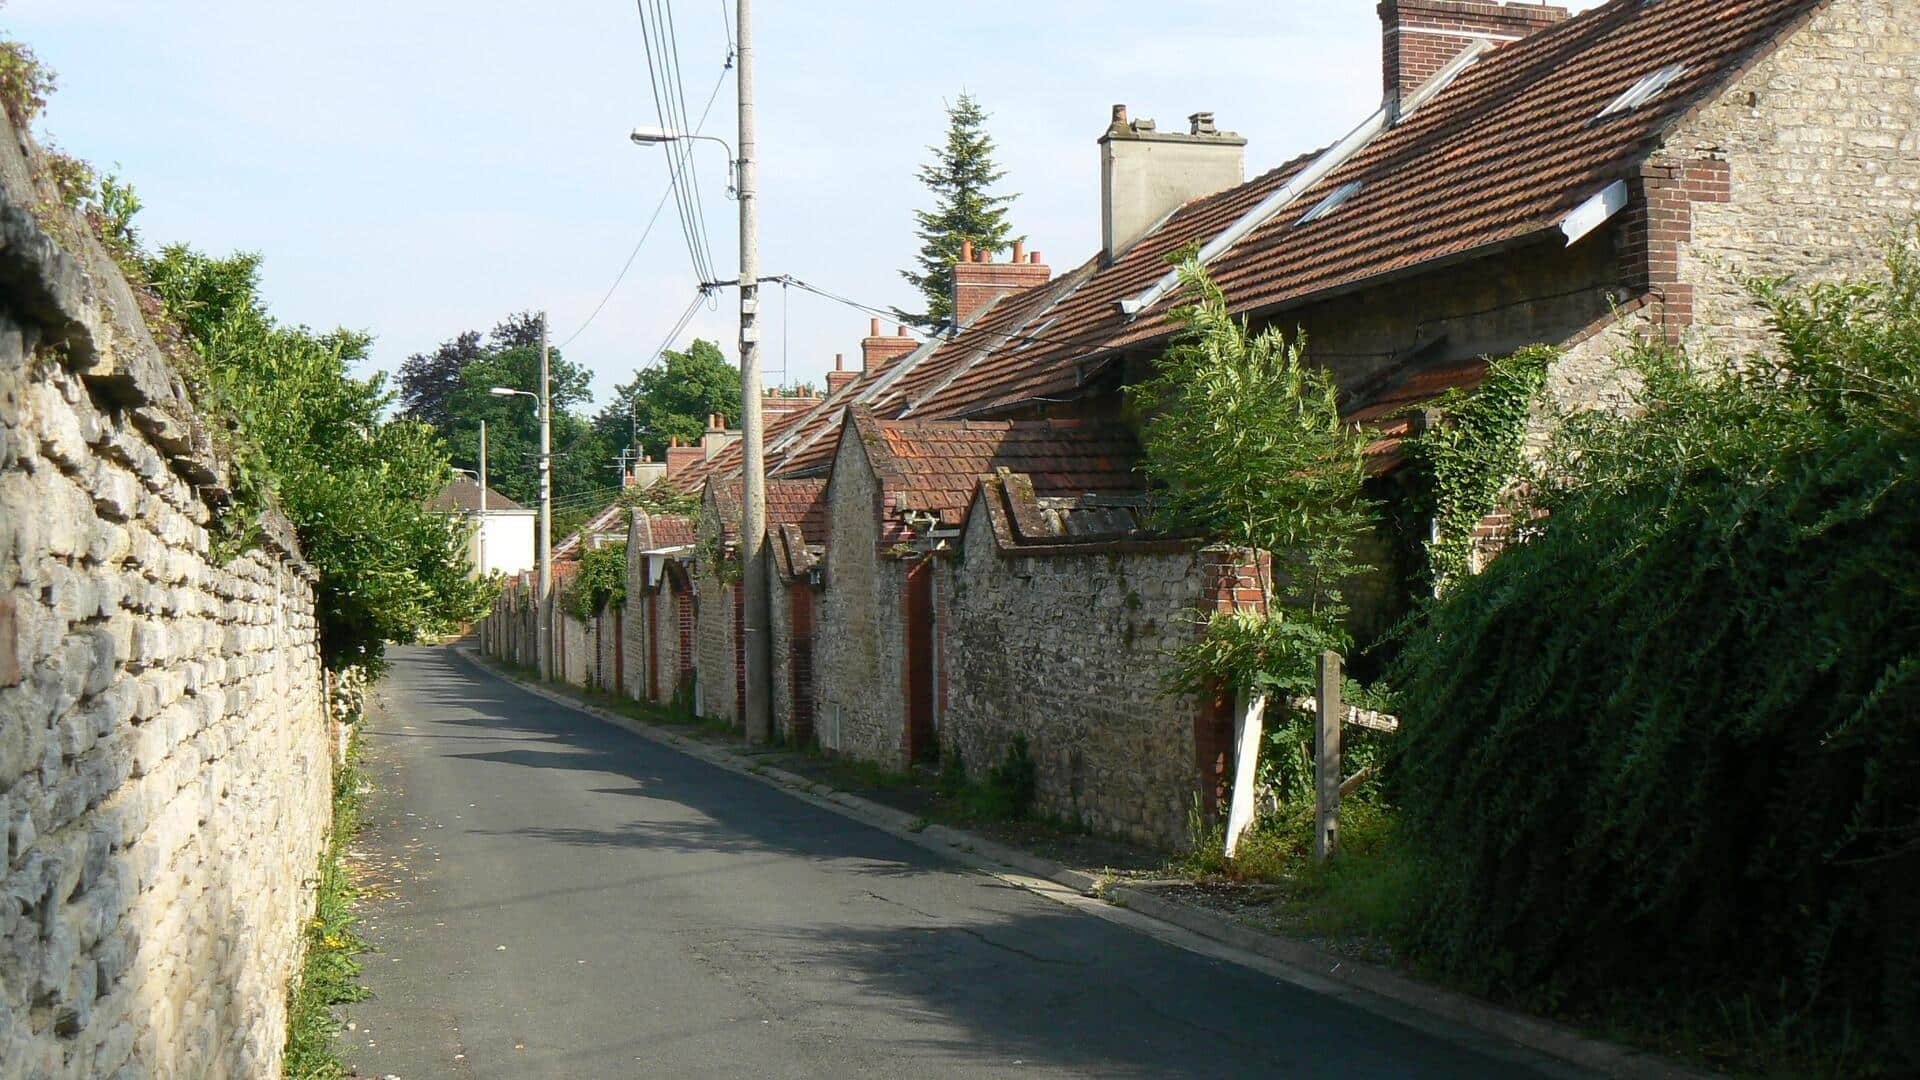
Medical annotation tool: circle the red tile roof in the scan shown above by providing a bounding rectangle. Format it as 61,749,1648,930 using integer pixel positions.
849,408,1143,526
647,514,696,549
709,476,831,543
678,0,1822,514
884,0,1822,421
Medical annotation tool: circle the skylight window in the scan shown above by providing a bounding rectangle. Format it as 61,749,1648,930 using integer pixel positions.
1597,64,1688,119
1296,181,1363,226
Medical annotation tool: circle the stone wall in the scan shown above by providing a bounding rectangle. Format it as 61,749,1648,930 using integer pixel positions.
595,606,619,693
557,609,591,688
943,509,1208,848
693,566,735,724
1668,0,1920,362
813,432,907,769
0,120,329,1076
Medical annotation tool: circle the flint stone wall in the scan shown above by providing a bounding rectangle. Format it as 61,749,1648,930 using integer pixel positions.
943,509,1206,849
813,431,907,770
0,116,328,1077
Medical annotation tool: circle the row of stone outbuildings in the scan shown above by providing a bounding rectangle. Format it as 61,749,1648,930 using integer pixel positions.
486,0,1920,848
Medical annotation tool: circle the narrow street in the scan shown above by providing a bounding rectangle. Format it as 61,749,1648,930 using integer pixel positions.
339,647,1553,1078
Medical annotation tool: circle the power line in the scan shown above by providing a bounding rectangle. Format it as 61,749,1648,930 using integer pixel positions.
552,52,731,350
637,0,720,285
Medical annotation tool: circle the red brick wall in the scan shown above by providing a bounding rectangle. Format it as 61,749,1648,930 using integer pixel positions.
1621,156,1734,342
1192,546,1270,815
789,584,816,745
1380,0,1569,103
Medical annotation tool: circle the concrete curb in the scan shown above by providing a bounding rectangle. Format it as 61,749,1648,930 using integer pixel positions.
456,649,1700,1080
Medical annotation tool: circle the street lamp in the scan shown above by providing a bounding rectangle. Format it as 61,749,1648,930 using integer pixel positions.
629,127,739,195
491,361,552,679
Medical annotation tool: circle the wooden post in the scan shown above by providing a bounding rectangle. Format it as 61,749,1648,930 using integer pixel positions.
1314,650,1342,862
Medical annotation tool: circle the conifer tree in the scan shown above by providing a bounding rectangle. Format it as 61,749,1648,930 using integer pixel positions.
898,93,1017,327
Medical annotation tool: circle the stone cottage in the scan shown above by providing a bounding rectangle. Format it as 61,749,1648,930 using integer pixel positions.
483,0,1920,847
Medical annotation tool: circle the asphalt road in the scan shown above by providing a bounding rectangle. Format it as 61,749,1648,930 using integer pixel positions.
337,646,1554,1079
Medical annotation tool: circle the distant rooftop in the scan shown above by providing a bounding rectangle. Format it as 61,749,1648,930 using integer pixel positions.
428,474,524,513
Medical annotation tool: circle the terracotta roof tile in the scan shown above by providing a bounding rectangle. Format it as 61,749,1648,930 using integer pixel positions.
647,514,697,548
710,476,830,543
888,0,1819,421
851,408,1143,525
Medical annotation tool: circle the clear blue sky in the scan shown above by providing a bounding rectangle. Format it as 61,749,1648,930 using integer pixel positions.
11,0,1606,414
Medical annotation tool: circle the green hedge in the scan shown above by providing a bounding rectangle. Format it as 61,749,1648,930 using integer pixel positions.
1390,240,1920,1065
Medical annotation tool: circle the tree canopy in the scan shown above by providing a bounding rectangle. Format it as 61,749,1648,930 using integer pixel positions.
898,93,1018,328
592,338,741,461
399,316,611,511
142,244,493,672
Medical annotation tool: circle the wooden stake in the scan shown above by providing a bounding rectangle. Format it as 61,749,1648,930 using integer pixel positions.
1315,650,1342,862
1224,690,1267,858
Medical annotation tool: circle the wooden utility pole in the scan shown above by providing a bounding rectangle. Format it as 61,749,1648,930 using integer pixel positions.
1315,651,1343,861
737,0,772,743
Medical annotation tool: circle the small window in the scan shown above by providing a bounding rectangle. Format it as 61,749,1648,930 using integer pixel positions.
1296,181,1363,226
1597,64,1688,119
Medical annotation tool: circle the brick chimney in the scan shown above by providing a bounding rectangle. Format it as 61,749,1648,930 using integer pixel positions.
951,240,1051,325
761,385,822,421
860,317,918,369
665,436,703,479
1099,105,1246,263
1380,1,1569,106
825,352,860,396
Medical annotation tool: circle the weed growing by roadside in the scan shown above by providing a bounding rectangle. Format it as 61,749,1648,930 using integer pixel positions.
283,746,370,1078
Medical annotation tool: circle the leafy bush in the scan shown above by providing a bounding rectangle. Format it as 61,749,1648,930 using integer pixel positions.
143,245,494,671
0,36,54,126
984,735,1037,819
1390,233,1920,1063
568,542,627,620
1129,257,1377,706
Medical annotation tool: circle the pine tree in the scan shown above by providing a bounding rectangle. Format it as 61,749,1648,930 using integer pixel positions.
898,93,1017,328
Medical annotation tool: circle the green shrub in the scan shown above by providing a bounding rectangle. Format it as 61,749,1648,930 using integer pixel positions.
984,735,1037,819
568,542,627,621
1390,231,1920,1065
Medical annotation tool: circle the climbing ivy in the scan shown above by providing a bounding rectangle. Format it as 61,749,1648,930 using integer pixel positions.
692,530,740,586
1402,346,1553,588
567,542,628,621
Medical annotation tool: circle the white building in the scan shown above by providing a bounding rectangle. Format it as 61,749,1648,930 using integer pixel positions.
430,475,536,578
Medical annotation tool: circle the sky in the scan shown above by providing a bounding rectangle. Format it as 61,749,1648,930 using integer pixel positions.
10,0,1608,423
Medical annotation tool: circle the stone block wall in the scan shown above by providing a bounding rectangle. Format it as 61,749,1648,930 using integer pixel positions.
621,529,649,701
0,118,328,1077
814,433,908,769
1667,0,1920,362
557,610,591,688
693,566,735,724
595,607,618,693
943,509,1211,848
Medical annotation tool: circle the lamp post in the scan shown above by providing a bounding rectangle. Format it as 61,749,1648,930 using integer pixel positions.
491,335,551,678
